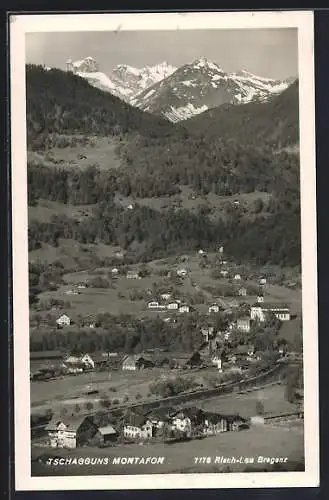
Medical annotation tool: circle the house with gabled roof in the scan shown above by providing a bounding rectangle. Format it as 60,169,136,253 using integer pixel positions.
250,302,291,322
95,424,118,445
122,355,138,371
237,316,251,332
208,303,220,314
56,313,71,328
126,270,140,280
123,411,153,440
203,412,228,434
45,415,97,448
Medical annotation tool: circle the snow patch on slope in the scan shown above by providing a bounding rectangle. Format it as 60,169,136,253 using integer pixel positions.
164,103,209,122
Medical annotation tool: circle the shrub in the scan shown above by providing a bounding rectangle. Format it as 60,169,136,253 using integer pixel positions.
256,400,264,415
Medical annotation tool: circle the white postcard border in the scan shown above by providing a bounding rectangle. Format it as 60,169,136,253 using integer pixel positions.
10,10,319,491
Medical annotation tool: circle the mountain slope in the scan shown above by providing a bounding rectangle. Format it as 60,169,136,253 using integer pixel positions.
186,80,299,149
131,57,292,122
66,57,177,103
26,64,301,267
26,64,177,150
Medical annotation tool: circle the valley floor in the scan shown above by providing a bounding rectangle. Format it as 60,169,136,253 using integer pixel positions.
31,423,304,476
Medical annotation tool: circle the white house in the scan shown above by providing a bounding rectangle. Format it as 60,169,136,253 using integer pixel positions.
179,304,190,313
64,353,94,370
219,246,224,254
198,249,205,255
127,204,134,210
123,413,153,440
64,290,79,296
148,300,160,309
171,413,192,437
45,416,96,449
56,314,71,327
237,317,251,333
238,287,247,297
126,270,140,279
111,267,119,276
250,303,291,322
177,268,188,277
208,304,220,314
211,356,223,372
122,355,138,371
160,292,172,301
220,270,228,277
257,294,264,303
80,353,95,369
167,301,179,310
234,274,241,281
260,277,267,285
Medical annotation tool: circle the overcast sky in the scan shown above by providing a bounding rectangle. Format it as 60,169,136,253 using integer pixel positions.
26,28,298,80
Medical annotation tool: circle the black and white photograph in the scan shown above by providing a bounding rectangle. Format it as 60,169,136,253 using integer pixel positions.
10,11,319,491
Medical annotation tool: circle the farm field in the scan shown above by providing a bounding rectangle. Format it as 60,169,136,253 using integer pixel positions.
27,136,123,171
31,424,304,476
30,366,218,414
30,363,298,419
114,186,272,221
31,369,160,412
33,249,302,319
29,239,122,267
28,201,96,223
200,383,300,417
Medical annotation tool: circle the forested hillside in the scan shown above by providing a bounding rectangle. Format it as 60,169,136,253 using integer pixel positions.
26,64,178,150
186,80,299,149
26,65,301,268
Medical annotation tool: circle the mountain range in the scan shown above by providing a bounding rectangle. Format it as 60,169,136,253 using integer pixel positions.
66,56,177,104
64,56,294,122
26,64,301,268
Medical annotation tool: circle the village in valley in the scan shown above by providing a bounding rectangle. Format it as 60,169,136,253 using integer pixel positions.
26,36,304,475
30,244,304,475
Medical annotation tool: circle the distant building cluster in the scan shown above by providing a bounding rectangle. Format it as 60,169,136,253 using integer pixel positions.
45,405,249,449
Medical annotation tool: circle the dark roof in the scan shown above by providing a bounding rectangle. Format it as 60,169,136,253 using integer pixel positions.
234,344,254,355
45,415,92,432
172,406,204,419
122,355,137,364
225,414,248,424
124,412,147,428
204,412,228,424
145,407,175,421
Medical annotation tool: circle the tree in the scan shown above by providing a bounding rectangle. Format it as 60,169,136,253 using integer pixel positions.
99,398,111,408
60,407,68,418
255,400,264,415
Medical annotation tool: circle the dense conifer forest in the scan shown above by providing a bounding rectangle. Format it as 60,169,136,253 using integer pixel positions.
26,65,301,268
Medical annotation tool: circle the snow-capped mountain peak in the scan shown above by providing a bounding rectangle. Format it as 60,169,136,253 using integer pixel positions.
192,56,223,72
131,57,293,121
142,61,177,81
67,57,178,102
64,55,293,122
